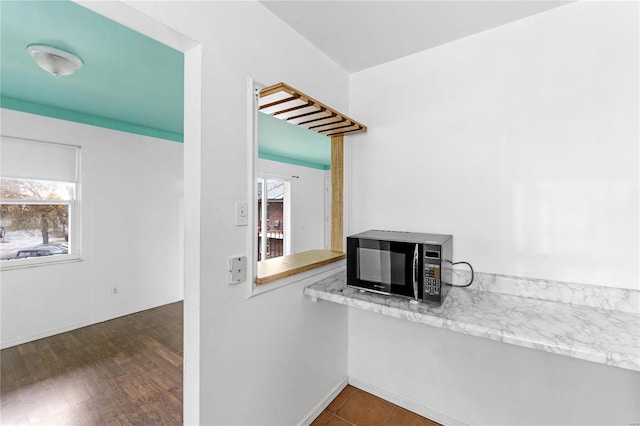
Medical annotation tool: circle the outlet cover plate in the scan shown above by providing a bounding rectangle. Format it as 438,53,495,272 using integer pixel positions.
229,256,247,284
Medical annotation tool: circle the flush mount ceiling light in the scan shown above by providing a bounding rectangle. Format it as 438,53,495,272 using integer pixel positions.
27,44,83,78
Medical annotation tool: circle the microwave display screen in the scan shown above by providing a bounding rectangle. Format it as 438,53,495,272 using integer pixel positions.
424,250,440,259
357,248,405,285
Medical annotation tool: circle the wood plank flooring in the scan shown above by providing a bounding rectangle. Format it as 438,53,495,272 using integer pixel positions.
1,302,183,425
312,385,441,426
2,302,440,425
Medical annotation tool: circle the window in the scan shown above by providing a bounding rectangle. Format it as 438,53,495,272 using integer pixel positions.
257,177,289,261
0,137,80,267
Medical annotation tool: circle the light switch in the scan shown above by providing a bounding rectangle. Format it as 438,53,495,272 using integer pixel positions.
235,201,248,226
229,256,247,284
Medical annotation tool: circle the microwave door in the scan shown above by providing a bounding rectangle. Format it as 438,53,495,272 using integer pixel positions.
385,242,416,299
348,238,416,298
357,244,392,293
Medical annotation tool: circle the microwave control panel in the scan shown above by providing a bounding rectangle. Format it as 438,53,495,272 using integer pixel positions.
424,264,441,297
423,242,449,304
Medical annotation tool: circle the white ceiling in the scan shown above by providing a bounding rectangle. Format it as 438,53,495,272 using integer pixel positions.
260,1,571,72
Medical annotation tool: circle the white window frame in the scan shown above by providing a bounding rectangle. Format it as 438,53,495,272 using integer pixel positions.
257,175,291,261
0,137,82,270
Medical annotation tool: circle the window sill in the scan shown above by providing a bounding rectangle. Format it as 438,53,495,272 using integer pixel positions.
255,249,345,285
0,254,82,271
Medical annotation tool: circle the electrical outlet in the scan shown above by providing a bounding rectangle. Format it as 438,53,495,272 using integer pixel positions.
235,201,248,226
112,287,118,295
229,256,247,284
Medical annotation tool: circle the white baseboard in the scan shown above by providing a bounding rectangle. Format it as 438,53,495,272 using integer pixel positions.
299,376,349,426
348,376,468,426
0,297,183,349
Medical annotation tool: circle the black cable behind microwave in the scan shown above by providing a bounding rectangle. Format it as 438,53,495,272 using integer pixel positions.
444,260,474,287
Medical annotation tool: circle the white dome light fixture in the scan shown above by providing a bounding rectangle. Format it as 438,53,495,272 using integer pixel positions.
27,44,83,78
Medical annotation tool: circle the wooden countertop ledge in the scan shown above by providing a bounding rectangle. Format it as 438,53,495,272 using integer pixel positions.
255,249,345,285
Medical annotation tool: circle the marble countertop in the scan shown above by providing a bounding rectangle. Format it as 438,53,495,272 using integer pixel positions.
304,273,640,372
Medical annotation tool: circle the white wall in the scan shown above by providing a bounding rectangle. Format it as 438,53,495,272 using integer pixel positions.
347,2,639,424
349,309,640,426
349,1,638,291
0,109,184,348
119,2,350,424
259,158,326,253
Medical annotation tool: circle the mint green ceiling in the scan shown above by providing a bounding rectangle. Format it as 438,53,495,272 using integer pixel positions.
259,112,331,170
0,0,184,142
1,1,329,166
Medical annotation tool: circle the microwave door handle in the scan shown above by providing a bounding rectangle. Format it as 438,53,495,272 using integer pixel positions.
412,244,419,303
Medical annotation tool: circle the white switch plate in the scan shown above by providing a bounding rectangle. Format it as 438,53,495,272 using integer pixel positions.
229,256,247,284
235,201,248,226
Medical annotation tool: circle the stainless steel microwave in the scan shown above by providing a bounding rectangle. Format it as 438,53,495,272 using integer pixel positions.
346,230,453,304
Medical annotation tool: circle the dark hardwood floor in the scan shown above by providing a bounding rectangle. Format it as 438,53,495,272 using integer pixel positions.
2,302,440,425
1,302,183,425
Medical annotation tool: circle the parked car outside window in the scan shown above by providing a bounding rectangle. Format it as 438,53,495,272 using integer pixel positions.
16,244,68,259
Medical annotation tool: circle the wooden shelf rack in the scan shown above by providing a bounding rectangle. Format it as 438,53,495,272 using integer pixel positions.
259,82,367,137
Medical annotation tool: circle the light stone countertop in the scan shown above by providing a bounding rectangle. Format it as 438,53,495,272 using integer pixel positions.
304,272,640,372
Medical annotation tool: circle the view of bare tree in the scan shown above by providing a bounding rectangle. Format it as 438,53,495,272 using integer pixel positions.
0,179,70,244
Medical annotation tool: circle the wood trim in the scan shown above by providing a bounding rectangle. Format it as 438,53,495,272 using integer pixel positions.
255,249,345,285
331,135,344,252
325,128,366,137
309,121,353,131
299,115,340,127
317,123,356,133
287,109,330,123
258,94,300,111
272,101,314,117
259,82,367,137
